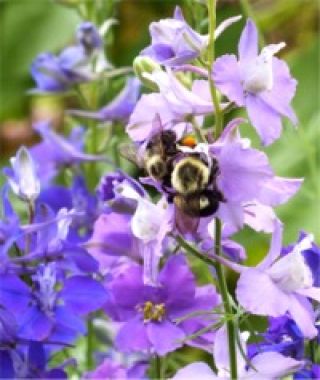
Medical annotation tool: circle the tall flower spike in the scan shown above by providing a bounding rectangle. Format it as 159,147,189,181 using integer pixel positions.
213,19,297,145
4,146,40,202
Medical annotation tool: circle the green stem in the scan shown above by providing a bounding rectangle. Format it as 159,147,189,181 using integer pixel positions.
87,318,94,370
153,355,162,380
175,232,238,378
207,1,238,376
175,235,217,267
214,219,238,379
207,0,223,139
25,200,35,254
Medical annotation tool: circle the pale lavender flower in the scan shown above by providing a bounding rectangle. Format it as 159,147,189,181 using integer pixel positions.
127,69,226,143
141,6,241,67
208,119,302,233
213,221,320,338
3,146,40,202
213,19,297,145
173,325,302,380
130,196,174,285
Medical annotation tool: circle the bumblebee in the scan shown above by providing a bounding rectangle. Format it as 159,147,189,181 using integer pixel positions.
143,130,177,183
173,188,224,218
170,154,224,218
120,130,225,218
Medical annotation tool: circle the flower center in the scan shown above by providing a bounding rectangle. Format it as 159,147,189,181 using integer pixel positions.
34,263,57,313
268,234,314,292
139,301,166,323
242,42,285,94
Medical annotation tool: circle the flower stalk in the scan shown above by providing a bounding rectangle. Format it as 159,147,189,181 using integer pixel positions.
214,219,238,379
207,0,238,377
207,0,223,139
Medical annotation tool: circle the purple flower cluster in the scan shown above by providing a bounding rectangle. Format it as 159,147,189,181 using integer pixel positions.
2,2,318,379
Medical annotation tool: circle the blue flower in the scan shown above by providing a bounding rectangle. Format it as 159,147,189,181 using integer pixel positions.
30,22,106,93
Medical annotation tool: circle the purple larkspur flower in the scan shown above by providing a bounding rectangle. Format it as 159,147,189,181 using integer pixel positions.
0,263,107,344
140,6,207,66
172,325,302,379
300,233,320,287
213,222,320,338
127,69,232,144
3,146,40,202
0,339,68,379
248,316,304,360
213,19,297,145
31,22,106,93
97,169,146,214
141,6,241,67
0,186,20,253
37,175,99,242
295,364,320,379
126,69,225,143
85,357,148,380
208,118,302,233
13,203,98,273
68,77,141,122
130,195,175,285
104,255,220,356
87,211,139,276
76,21,103,52
30,121,107,182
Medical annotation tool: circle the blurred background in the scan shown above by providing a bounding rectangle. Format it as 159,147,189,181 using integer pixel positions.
0,0,319,251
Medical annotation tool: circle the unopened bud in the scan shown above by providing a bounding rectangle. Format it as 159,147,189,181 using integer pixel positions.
175,72,192,89
133,56,161,91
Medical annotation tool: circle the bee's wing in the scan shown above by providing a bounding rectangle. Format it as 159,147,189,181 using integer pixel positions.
119,142,144,167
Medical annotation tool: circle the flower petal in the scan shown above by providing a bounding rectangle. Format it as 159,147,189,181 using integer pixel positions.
217,142,273,203
258,220,283,270
287,294,317,338
116,317,150,353
296,287,320,303
236,268,289,317
258,177,303,206
147,320,185,355
213,54,245,106
109,264,144,312
247,351,302,378
238,19,258,62
18,306,53,341
61,276,108,315
260,57,298,124
0,274,31,315
159,255,196,313
171,362,216,380
246,93,283,145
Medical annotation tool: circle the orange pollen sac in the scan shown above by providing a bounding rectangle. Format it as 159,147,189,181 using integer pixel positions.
137,301,166,323
180,135,197,148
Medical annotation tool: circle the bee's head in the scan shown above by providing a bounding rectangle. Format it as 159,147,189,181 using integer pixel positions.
145,154,167,180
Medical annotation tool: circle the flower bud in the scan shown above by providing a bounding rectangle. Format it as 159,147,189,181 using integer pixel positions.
133,56,161,91
4,146,40,202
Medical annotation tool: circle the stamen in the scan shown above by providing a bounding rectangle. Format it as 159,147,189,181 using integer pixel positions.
138,301,166,323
